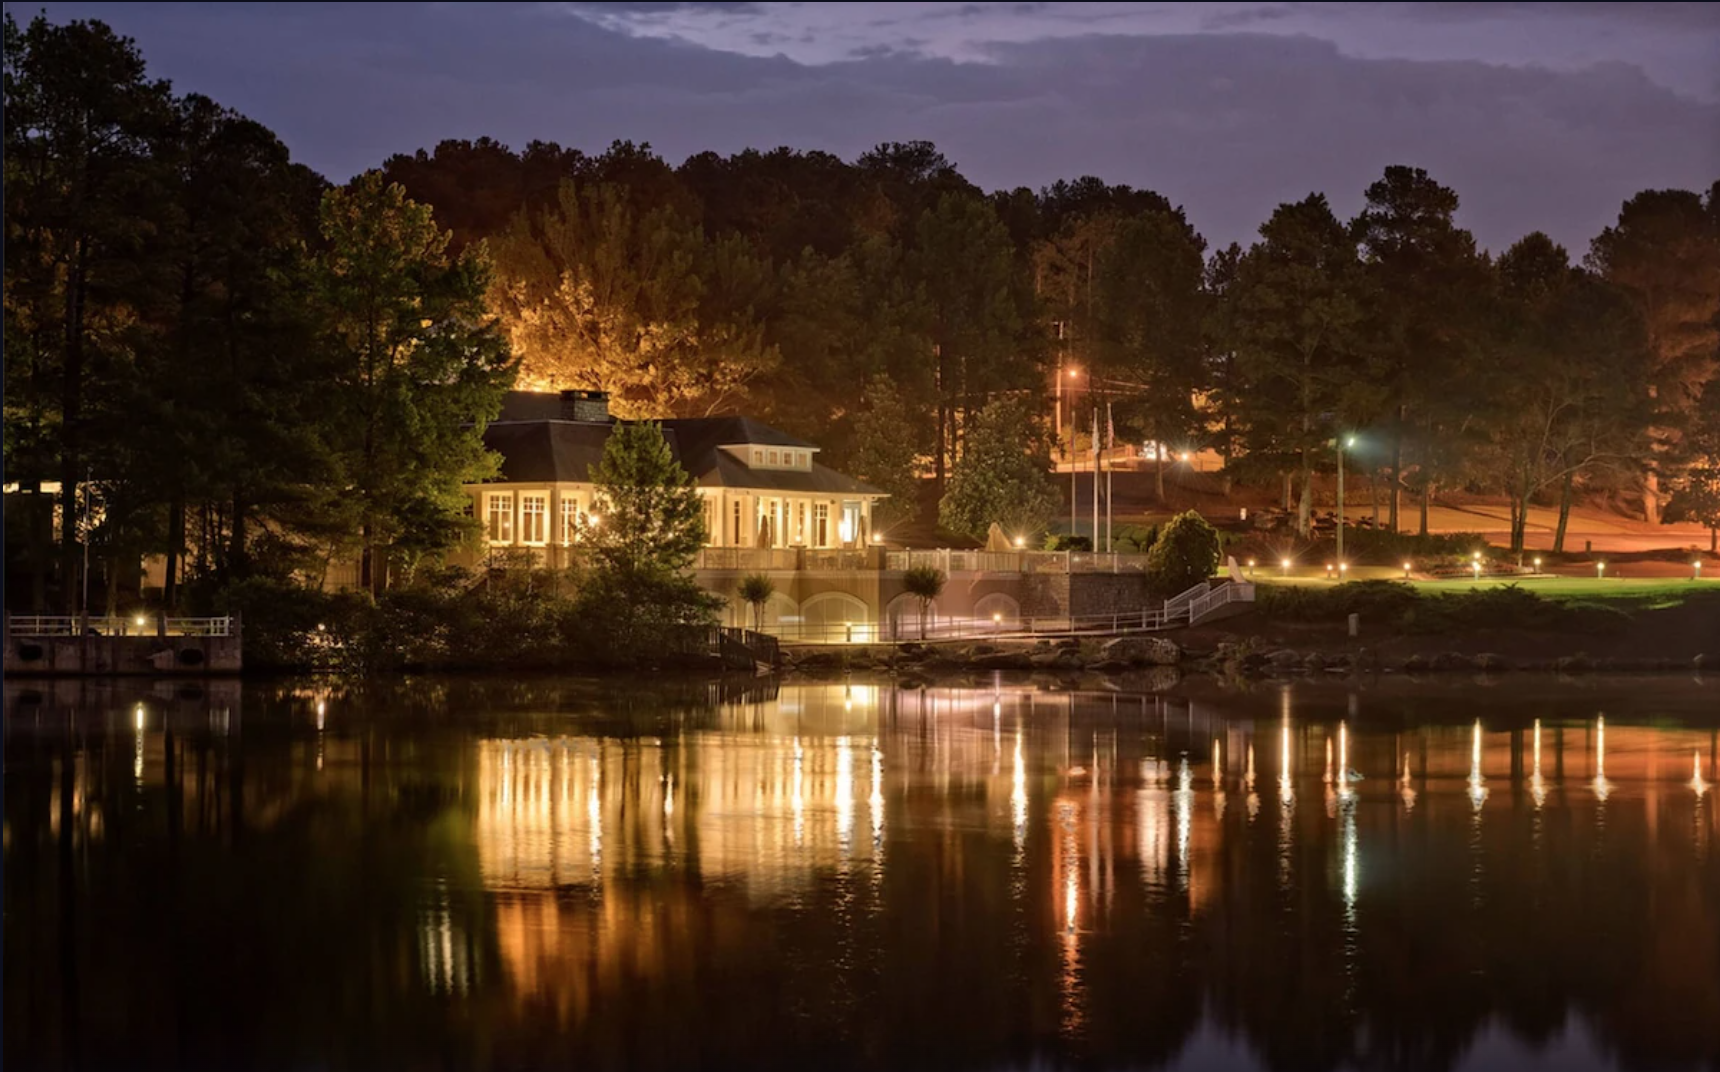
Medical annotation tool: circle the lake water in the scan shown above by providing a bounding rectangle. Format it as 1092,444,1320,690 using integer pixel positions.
4,675,1718,1072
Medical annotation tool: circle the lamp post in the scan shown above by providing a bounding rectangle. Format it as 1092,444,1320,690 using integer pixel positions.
1696,559,1704,581
1336,436,1355,570
1596,560,1606,580
1281,558,1292,577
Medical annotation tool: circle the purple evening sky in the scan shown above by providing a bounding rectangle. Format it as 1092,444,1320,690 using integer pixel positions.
13,1,1720,251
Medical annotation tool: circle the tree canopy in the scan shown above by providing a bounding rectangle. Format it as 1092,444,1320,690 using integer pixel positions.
6,11,1718,616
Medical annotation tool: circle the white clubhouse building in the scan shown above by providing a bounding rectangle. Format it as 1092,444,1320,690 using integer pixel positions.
462,390,887,570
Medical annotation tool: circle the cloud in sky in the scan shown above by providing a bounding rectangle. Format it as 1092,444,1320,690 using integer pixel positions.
20,1,1720,252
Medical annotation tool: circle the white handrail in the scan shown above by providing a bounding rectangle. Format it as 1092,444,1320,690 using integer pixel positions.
7,615,234,637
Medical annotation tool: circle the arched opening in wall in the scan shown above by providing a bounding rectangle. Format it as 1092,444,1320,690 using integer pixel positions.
973,593,1022,631
799,592,873,643
884,592,938,641
761,592,799,632
729,591,800,632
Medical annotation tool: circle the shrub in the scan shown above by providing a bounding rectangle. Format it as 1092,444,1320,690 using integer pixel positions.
1113,524,1159,554
1044,533,1092,552
212,577,371,672
560,566,723,669
1146,511,1221,597
1255,580,1422,624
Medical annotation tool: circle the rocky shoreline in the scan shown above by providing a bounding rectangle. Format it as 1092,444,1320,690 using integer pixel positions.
782,636,1720,680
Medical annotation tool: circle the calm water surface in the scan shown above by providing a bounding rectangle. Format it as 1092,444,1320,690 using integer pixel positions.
5,675,1719,1072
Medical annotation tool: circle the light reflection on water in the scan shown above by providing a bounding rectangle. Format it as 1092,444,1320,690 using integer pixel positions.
5,676,1720,1072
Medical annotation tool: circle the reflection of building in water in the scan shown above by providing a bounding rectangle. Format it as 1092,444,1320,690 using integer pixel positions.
475,695,885,899
467,683,1720,1032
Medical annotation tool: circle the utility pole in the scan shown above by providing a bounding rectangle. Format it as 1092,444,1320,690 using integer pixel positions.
1054,321,1065,443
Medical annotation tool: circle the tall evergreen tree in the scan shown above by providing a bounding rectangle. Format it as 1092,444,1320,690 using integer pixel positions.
1351,166,1490,533
1231,194,1363,533
1092,206,1209,501
1586,184,1720,521
4,12,174,610
316,172,515,594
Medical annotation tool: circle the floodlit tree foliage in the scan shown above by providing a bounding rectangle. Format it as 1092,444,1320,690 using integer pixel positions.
488,179,776,418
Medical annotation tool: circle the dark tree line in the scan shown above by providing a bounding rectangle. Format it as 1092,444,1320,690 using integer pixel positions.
385,139,1719,550
4,14,512,613
7,12,1720,616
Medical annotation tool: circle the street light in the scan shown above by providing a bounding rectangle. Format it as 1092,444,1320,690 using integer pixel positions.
1336,435,1356,568
1403,561,1413,579
1281,558,1292,577
1013,536,1025,549
1694,559,1703,581
1471,550,1482,581
1596,560,1606,579
1339,562,1349,578
1247,558,1256,578
1065,367,1084,544
1533,556,1542,573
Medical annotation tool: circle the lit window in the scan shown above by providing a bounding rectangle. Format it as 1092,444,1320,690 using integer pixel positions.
814,502,830,547
732,499,743,545
752,449,762,465
768,449,780,466
520,494,548,545
560,497,579,545
796,501,807,541
485,492,515,544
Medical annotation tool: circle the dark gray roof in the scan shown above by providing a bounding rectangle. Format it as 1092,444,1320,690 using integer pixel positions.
480,394,880,495
482,420,616,484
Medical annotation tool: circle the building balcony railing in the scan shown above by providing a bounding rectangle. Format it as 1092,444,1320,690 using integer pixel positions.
692,547,1152,575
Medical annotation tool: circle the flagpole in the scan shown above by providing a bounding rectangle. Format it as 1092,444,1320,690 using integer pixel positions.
1091,407,1099,551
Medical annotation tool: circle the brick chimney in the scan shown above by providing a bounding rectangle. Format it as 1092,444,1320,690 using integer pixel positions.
560,389,611,423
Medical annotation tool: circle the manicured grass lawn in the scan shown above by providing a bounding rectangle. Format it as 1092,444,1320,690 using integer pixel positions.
1245,570,1717,606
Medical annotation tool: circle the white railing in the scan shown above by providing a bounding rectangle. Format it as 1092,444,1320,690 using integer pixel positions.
694,548,803,572
1188,582,1255,625
800,550,873,572
1161,582,1212,616
883,550,1152,575
765,606,1181,644
8,615,234,638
